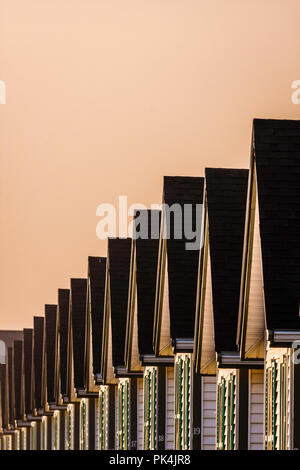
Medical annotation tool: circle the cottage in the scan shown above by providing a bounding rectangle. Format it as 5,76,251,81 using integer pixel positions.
83,257,107,450
153,176,204,450
236,119,300,450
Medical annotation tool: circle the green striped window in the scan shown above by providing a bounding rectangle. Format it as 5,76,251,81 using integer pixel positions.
41,416,47,450
144,367,157,450
53,411,59,450
80,399,88,450
216,378,226,450
216,374,236,450
175,354,191,450
118,379,130,450
20,429,26,450
99,386,108,450
14,430,20,450
5,435,12,450
31,422,37,450
265,357,289,450
67,404,73,450
227,374,236,450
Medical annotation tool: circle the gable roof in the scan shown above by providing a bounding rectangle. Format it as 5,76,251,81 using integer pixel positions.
134,210,160,356
253,119,300,331
108,238,132,368
163,176,204,340
7,347,14,426
33,316,44,411
58,289,70,396
0,364,9,429
45,305,57,404
13,340,23,421
70,278,87,390
88,257,106,376
23,329,33,415
205,168,248,352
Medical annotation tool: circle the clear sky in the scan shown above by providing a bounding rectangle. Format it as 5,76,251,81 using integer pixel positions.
0,0,300,328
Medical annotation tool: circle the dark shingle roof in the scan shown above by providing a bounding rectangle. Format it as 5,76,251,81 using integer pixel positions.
33,316,44,410
88,257,106,376
0,364,8,428
108,238,132,367
45,305,57,403
70,279,87,389
253,119,300,330
134,210,160,356
13,340,23,420
7,347,14,424
205,168,248,352
58,289,70,396
163,176,204,339
23,329,33,414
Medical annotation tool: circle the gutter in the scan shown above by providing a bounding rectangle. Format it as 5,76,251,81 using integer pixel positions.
217,351,264,369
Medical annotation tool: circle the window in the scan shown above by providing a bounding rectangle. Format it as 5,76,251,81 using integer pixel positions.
265,357,289,450
144,367,157,450
118,379,130,450
20,429,26,450
41,417,47,450
216,373,236,450
31,422,37,450
14,430,20,450
66,405,74,450
53,411,60,450
5,435,12,450
99,386,108,450
175,354,191,450
80,399,88,450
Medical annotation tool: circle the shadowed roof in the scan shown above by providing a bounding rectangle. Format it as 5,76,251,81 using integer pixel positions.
108,238,132,368
163,176,204,339
45,305,57,403
71,279,87,389
58,289,70,396
13,340,23,420
23,328,33,415
205,168,248,352
33,316,44,410
134,210,160,356
253,119,300,330
88,257,106,376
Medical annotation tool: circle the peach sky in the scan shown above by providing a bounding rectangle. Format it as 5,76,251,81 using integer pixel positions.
0,0,300,329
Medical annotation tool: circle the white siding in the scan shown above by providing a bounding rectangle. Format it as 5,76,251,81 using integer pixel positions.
201,376,216,450
165,366,174,449
245,195,265,356
159,251,171,354
137,378,143,450
287,355,292,450
201,247,216,373
248,369,264,450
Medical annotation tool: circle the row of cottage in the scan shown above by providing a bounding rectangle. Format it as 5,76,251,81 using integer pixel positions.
0,118,299,451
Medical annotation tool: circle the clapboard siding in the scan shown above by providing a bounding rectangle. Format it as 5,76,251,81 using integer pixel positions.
249,370,264,450
137,378,143,450
201,376,216,450
165,367,174,449
200,250,215,373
